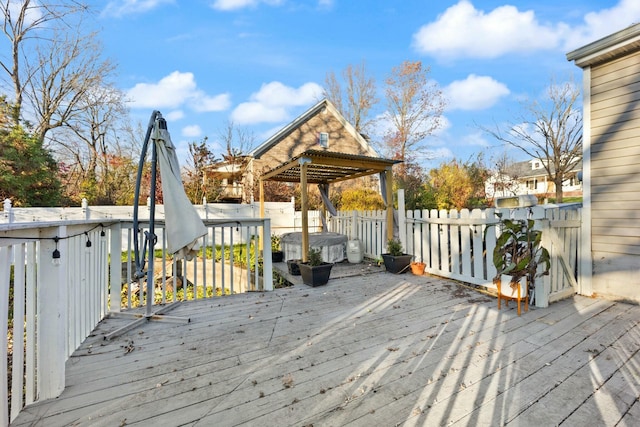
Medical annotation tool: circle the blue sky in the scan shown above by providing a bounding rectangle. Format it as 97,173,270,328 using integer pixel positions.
94,0,640,169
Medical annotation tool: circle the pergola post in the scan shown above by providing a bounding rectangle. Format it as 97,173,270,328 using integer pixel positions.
385,167,394,243
300,158,310,262
259,178,265,254
257,151,400,262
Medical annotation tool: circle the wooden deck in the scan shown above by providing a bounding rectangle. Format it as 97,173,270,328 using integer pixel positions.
11,264,640,426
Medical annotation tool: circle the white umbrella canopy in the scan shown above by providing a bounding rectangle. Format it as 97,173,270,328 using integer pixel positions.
153,118,207,259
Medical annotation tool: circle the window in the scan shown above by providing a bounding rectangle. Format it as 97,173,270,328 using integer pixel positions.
527,179,538,190
319,132,329,148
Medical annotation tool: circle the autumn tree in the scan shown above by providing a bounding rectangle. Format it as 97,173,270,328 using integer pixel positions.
323,60,378,136
486,79,582,203
429,158,489,210
383,60,445,172
0,98,61,206
337,188,385,211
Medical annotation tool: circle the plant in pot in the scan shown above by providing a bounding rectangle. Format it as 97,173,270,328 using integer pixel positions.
381,238,413,274
271,234,284,263
298,247,333,287
286,258,301,275
489,213,551,315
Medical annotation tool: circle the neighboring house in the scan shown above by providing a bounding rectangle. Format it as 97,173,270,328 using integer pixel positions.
567,23,640,303
486,158,582,201
203,99,378,203
203,157,250,203
244,98,380,200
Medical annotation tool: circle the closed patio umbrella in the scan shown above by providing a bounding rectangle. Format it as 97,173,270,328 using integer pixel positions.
153,117,207,259
107,111,205,338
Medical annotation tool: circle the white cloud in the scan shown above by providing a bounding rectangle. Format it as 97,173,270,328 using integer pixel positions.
414,0,640,61
165,110,184,121
211,0,283,11
192,93,233,112
182,125,202,138
460,131,491,148
413,1,562,60
102,0,174,17
318,0,334,9
126,71,231,112
564,0,640,51
444,75,510,111
231,81,323,124
232,103,289,124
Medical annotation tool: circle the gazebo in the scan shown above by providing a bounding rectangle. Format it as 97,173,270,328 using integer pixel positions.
259,150,401,261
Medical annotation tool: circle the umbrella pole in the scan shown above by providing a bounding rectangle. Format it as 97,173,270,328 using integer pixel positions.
106,112,189,340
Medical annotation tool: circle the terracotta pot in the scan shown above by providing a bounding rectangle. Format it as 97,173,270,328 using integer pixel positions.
410,261,426,275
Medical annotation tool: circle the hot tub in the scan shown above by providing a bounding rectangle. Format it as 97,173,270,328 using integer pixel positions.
280,232,347,263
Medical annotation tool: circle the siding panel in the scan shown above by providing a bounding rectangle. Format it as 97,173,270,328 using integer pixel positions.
590,52,640,260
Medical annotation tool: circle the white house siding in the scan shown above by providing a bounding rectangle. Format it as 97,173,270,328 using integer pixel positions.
589,49,640,302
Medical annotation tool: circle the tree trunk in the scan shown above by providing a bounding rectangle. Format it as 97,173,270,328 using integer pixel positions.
555,175,563,203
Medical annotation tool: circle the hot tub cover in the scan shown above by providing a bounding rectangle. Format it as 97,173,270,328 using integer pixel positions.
280,232,348,247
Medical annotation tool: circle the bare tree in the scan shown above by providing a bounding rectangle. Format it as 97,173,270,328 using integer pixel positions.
489,151,521,200
383,60,445,172
56,84,129,203
486,79,582,203
29,26,116,142
0,0,89,124
323,60,378,136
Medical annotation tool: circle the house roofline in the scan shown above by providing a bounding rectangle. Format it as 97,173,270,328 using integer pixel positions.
567,22,640,67
250,98,379,159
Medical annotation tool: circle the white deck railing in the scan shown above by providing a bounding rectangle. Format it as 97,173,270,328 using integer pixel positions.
329,204,582,307
0,218,273,426
1,197,582,425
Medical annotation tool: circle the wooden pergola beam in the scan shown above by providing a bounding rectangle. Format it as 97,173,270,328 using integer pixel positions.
259,150,401,262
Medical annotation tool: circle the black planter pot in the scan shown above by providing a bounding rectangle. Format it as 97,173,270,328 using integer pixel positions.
298,262,333,287
381,253,413,274
287,259,301,275
272,250,284,263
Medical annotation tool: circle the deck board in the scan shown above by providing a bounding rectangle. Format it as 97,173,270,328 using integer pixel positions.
10,268,640,427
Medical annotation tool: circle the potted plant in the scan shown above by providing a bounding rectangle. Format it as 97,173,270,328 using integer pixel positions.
489,213,551,314
298,247,333,287
381,238,413,274
286,258,301,275
271,234,284,263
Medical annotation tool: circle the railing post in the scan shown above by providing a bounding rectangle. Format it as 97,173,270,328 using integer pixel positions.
82,198,89,220
109,223,122,313
37,225,68,400
203,196,208,220
351,210,358,240
3,199,12,223
0,246,10,425
262,218,273,291
536,218,551,308
398,189,406,248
